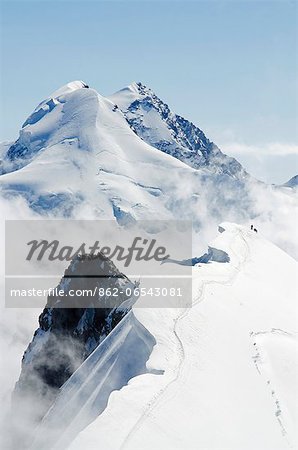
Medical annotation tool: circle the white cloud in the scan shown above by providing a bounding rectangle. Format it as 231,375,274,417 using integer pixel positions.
222,142,298,157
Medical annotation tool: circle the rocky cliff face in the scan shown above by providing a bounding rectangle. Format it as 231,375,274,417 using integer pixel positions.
11,253,137,447
109,82,248,180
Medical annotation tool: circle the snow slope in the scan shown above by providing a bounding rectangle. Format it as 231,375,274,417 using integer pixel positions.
28,311,158,450
25,223,297,450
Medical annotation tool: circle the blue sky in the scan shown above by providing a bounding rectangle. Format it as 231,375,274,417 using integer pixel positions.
0,0,297,183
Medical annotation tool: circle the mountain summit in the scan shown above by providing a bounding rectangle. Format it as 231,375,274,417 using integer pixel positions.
0,80,249,221
3,80,247,181
109,82,247,180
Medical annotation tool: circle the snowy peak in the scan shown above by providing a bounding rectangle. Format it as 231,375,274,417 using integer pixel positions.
108,81,155,111
109,82,248,180
2,79,247,182
127,81,154,96
0,80,197,218
22,81,90,129
110,81,170,113
2,82,116,173
48,80,89,100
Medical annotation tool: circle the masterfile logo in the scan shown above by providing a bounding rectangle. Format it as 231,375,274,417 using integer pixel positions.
25,237,170,267
5,220,192,308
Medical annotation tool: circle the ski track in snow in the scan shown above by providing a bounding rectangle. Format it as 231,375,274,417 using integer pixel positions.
250,329,296,447
120,228,250,450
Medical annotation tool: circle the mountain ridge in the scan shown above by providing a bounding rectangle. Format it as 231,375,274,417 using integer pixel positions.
12,222,297,450
1,80,248,181
109,81,248,180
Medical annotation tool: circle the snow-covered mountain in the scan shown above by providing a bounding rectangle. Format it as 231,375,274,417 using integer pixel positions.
0,80,250,220
0,81,201,219
109,82,248,180
1,80,297,257
14,223,297,450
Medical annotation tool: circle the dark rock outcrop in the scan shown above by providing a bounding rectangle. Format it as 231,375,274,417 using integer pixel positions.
11,252,137,447
121,82,248,180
